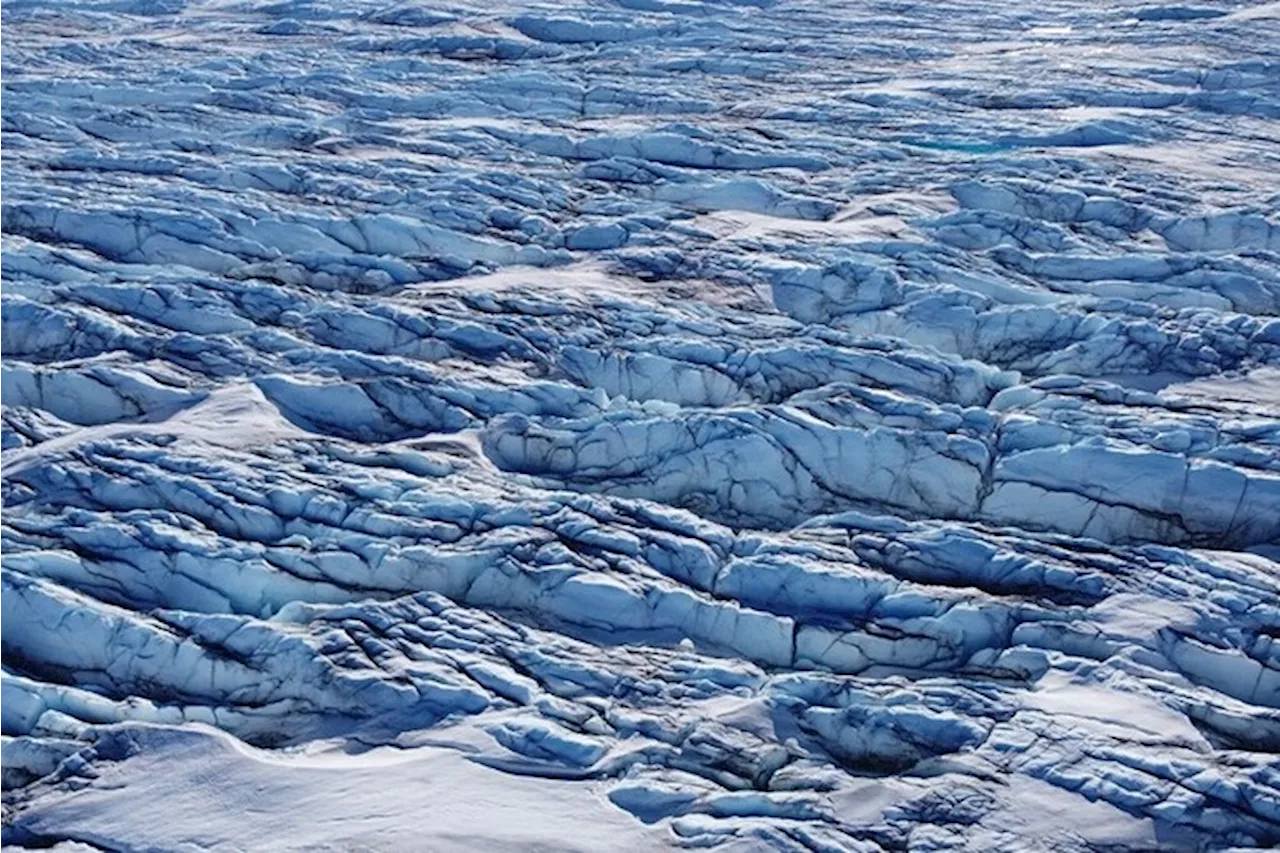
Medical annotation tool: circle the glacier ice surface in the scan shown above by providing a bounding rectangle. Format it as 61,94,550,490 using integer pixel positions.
2,0,1279,850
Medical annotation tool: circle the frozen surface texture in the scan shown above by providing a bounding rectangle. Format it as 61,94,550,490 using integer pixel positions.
3,0,1280,850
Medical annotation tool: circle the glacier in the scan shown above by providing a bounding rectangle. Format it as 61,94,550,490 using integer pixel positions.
2,0,1279,850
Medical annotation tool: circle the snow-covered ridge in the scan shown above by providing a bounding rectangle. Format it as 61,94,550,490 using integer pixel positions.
2,0,1278,850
